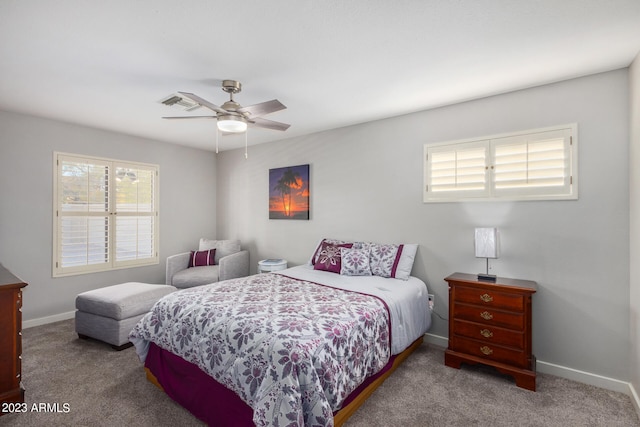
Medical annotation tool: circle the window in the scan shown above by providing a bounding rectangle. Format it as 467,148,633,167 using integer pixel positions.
53,153,159,277
424,124,577,202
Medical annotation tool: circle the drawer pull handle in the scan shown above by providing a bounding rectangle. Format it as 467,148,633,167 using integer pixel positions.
480,329,493,338
480,346,493,356
480,293,493,303
480,311,493,320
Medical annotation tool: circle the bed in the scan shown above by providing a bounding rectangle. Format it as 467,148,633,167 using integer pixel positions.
130,240,431,426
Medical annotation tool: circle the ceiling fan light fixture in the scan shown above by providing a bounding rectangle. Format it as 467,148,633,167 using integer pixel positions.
217,115,247,133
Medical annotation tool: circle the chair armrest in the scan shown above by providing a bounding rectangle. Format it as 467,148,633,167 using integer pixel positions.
219,250,250,281
166,252,191,286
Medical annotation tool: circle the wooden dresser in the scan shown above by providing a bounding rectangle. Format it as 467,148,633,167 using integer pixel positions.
444,272,537,391
0,264,27,411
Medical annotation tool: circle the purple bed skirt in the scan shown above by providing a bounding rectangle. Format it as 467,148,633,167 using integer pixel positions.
145,342,398,426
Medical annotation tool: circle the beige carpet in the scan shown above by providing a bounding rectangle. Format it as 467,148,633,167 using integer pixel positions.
2,319,638,426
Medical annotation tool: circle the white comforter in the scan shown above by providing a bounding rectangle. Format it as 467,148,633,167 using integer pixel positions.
279,264,431,354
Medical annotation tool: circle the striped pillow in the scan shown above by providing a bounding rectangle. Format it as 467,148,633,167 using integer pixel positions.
188,249,216,267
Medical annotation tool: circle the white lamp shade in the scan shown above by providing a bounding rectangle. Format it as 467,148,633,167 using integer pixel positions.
217,116,247,133
475,227,498,259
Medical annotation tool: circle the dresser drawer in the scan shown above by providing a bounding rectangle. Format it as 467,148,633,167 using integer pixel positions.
453,303,524,330
453,319,524,349
454,286,524,311
450,336,529,369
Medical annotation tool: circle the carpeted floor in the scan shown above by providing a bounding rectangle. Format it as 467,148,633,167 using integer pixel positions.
2,319,638,426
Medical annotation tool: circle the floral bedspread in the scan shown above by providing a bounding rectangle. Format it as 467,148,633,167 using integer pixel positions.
130,272,390,427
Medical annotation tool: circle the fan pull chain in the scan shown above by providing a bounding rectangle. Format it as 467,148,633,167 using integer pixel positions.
245,129,248,159
215,127,219,154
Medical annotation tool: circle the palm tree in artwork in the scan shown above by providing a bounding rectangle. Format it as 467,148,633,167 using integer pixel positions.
274,168,301,217
273,179,291,217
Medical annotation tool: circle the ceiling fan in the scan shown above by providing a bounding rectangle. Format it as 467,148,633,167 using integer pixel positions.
161,80,290,134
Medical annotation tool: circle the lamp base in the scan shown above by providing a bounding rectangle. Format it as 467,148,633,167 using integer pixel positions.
477,273,497,282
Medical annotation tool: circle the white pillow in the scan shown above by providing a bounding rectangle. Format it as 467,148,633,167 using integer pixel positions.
392,244,418,281
199,238,241,264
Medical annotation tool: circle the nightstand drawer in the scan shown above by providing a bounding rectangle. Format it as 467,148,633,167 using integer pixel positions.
453,303,524,330
450,336,529,368
454,286,524,311
453,319,525,349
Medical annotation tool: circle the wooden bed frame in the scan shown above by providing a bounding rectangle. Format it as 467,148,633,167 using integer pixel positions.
145,335,424,426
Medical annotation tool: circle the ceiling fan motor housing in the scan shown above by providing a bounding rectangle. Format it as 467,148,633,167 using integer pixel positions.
221,100,242,112
222,80,242,94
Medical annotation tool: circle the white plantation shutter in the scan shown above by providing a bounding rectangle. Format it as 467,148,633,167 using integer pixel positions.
56,156,110,272
113,163,157,264
492,129,571,198
54,154,159,277
426,141,490,200
424,124,576,202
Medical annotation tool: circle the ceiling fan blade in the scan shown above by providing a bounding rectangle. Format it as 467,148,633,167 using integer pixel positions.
249,117,291,131
238,99,286,117
177,92,227,114
162,116,217,120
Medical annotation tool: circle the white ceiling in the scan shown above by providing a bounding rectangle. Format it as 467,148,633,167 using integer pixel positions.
1,1,639,152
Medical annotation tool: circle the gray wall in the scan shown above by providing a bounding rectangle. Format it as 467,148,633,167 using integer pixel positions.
217,70,630,381
630,53,640,401
0,110,217,321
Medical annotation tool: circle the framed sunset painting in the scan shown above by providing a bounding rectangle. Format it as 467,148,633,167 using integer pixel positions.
269,164,310,220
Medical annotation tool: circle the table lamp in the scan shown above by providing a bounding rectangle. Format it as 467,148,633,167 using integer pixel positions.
475,227,498,281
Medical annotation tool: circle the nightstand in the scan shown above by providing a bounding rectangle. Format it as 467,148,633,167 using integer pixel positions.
444,272,537,391
257,259,288,273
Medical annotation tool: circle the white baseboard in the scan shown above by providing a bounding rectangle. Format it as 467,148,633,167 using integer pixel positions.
536,360,631,394
423,333,637,402
424,332,448,348
630,382,640,421
23,311,75,329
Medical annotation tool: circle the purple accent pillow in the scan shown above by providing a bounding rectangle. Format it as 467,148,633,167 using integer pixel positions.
313,241,353,273
310,238,352,265
340,247,372,276
188,249,216,268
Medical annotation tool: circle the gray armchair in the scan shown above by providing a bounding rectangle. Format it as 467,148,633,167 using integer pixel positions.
166,238,250,289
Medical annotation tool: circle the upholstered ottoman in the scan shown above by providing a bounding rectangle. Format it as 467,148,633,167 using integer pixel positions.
75,282,176,350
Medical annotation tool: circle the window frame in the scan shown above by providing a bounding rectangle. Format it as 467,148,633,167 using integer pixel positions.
423,124,578,203
52,152,159,277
